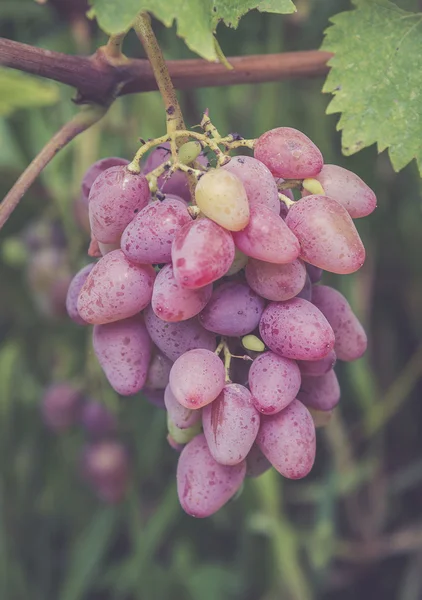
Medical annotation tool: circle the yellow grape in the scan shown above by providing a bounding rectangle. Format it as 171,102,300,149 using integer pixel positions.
195,169,250,231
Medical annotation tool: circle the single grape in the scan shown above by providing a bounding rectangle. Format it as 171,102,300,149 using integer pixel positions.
66,263,94,325
142,388,165,409
77,250,155,325
226,248,249,276
199,281,266,337
42,382,82,432
167,434,185,452
81,440,129,504
176,433,246,517
145,348,173,390
245,444,272,478
80,400,117,438
93,315,152,396
302,164,377,218
296,274,313,301
81,157,129,204
120,198,191,265
89,166,150,244
254,127,323,179
152,264,212,322
285,195,366,275
195,169,250,231
167,414,202,445
298,370,340,411
144,305,216,362
172,218,235,289
245,258,306,301
169,348,226,409
143,143,208,202
306,264,323,284
249,351,301,414
164,384,202,429
312,285,367,361
222,155,280,213
259,298,335,361
298,350,337,377
232,205,300,264
256,399,316,479
202,383,260,465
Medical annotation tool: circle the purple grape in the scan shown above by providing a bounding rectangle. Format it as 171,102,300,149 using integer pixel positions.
82,440,129,504
145,349,173,390
259,298,335,361
66,263,94,325
152,264,212,322
199,281,265,337
246,444,271,478
254,127,323,179
298,350,337,377
202,384,260,465
120,198,191,265
93,315,152,396
296,274,313,301
297,370,340,411
312,285,367,361
142,388,165,409
81,157,129,204
256,399,316,479
306,264,323,284
89,165,150,243
249,352,301,415
42,382,82,432
169,349,225,409
80,400,117,438
144,305,216,362
176,433,246,517
77,250,155,325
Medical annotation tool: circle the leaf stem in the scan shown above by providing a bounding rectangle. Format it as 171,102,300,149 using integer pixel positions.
0,105,107,230
105,32,128,61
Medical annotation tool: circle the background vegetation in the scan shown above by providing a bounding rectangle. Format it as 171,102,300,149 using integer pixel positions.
1,1,422,598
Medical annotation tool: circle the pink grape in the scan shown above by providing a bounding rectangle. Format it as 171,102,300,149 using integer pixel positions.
232,205,300,264
245,258,306,301
298,350,337,377
172,218,235,289
246,444,272,478
256,399,316,479
80,400,117,438
169,349,226,409
145,348,173,390
254,127,323,179
176,433,246,517
152,264,212,322
312,285,367,361
164,384,202,429
66,263,94,325
302,164,377,218
199,281,265,337
89,166,150,244
249,352,301,415
93,315,152,396
143,143,208,202
82,440,129,504
120,198,191,265
42,382,82,432
81,157,129,204
222,155,280,213
144,305,216,362
77,250,155,325
298,370,340,411
259,298,335,361
285,195,366,275
202,384,260,465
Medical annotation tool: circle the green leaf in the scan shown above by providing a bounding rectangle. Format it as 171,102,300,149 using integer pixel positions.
321,0,422,174
0,68,60,116
89,0,296,60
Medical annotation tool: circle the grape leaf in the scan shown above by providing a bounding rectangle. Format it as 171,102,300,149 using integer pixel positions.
89,0,296,60
0,68,60,116
321,0,422,174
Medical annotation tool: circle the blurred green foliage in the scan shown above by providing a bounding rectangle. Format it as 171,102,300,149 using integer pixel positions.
1,1,422,599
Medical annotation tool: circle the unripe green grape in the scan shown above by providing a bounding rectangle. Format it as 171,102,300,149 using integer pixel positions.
167,414,202,445
178,141,202,165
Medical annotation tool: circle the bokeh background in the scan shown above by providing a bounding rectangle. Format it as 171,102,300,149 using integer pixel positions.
1,0,422,598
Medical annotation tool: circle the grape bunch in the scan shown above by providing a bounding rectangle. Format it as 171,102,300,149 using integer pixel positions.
65,123,375,517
